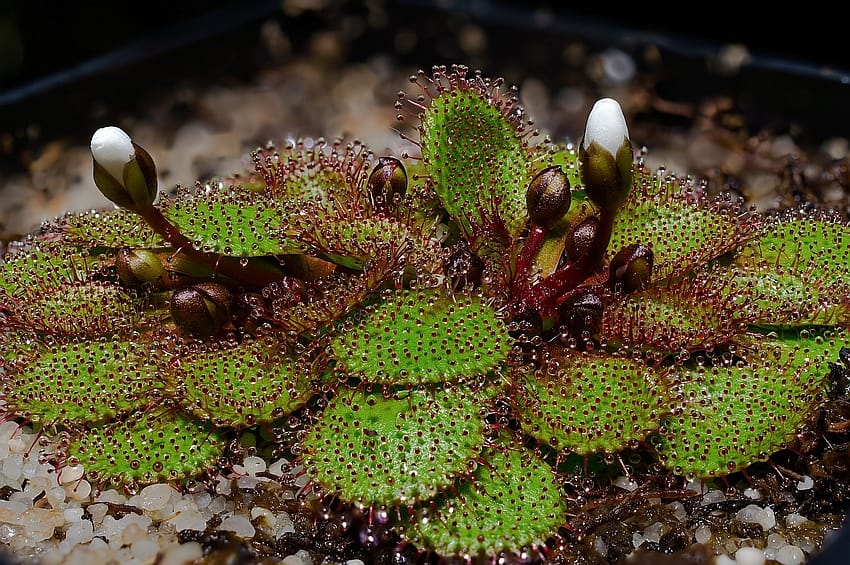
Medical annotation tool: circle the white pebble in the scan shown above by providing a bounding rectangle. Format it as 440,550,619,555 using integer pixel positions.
242,456,267,476
644,521,666,544
219,514,255,538
94,489,127,504
347,560,365,565
63,507,85,523
236,475,260,490
613,475,638,491
786,513,810,528
744,488,762,500
215,474,232,495
46,486,67,506
133,483,175,512
694,524,712,544
0,523,16,545
131,537,160,562
736,504,776,531
796,475,814,491
701,489,726,505
594,535,607,557
58,464,85,485
65,478,92,501
767,533,787,548
166,508,207,533
267,458,290,477
274,512,296,538
668,501,687,521
735,546,765,565
87,503,109,525
715,555,736,565
159,541,203,565
121,521,149,545
65,519,94,545
775,544,805,565
207,496,228,515
632,532,645,548
190,491,212,510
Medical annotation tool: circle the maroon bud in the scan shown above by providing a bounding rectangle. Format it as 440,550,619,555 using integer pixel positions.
526,165,571,228
567,216,600,263
368,156,407,213
608,244,653,293
559,289,603,339
170,282,232,339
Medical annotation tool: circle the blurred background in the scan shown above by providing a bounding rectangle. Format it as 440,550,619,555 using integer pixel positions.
1,0,850,241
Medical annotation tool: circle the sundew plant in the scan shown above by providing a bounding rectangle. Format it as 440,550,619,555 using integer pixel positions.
2,64,850,561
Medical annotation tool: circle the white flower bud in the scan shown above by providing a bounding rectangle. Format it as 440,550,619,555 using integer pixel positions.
90,126,158,211
579,98,633,212
90,126,135,182
582,98,630,157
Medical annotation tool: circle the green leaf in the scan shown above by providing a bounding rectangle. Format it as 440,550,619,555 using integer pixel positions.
68,409,227,489
58,207,162,250
175,338,315,428
293,216,442,272
736,214,850,324
517,351,671,455
252,137,372,213
404,443,566,558
416,65,535,240
302,383,489,507
0,243,90,296
602,284,744,354
609,173,756,281
655,329,844,478
737,214,850,287
3,337,162,426
163,186,300,256
330,288,511,385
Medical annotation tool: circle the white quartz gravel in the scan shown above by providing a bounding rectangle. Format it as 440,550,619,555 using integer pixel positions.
0,421,305,564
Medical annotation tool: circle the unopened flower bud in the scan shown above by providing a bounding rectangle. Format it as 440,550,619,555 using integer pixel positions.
568,216,599,263
91,126,158,211
170,282,232,339
115,248,167,288
526,165,571,228
368,156,407,212
559,289,603,339
608,244,653,293
579,98,633,212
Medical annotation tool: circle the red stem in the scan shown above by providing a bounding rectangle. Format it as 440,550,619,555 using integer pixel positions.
511,224,547,298
524,211,615,319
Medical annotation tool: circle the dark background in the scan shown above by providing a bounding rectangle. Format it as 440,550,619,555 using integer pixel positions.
2,0,850,200
2,0,849,130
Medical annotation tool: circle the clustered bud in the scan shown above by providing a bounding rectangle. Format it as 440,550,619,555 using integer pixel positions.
115,248,167,288
526,165,571,229
170,282,232,339
608,244,654,293
368,156,407,213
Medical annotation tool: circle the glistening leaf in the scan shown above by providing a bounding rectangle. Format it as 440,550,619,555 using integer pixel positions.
330,287,510,385
517,350,671,455
302,383,489,507
404,442,567,558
